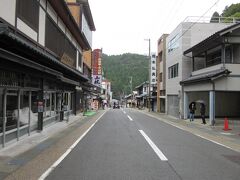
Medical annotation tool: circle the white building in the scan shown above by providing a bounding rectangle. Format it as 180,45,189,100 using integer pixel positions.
166,18,234,118
181,23,240,125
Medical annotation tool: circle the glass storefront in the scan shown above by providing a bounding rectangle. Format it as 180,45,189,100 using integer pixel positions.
6,90,18,132
0,89,3,134
0,70,75,147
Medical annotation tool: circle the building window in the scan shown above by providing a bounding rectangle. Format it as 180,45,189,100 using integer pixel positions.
152,79,155,82
158,52,163,62
168,63,179,79
78,51,82,69
159,73,163,82
168,34,179,53
152,67,155,70
17,0,39,31
45,15,76,67
152,61,155,64
152,72,155,76
206,50,221,67
144,87,146,92
65,38,77,66
45,15,65,57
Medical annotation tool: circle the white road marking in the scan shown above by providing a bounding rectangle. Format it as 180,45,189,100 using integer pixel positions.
123,111,126,114
137,111,239,152
194,134,237,152
220,132,233,135
139,130,168,161
127,115,133,121
38,112,106,180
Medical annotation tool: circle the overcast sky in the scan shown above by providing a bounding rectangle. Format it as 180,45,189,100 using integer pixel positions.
89,0,239,55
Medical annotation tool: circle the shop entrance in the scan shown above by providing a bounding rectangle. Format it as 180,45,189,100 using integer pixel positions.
0,88,40,147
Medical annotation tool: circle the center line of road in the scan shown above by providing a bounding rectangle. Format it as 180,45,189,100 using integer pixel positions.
139,130,168,161
127,115,133,121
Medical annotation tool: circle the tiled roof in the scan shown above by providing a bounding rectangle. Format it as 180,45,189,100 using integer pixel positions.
180,68,231,85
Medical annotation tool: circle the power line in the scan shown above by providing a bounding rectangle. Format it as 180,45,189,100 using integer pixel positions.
159,0,185,34
179,0,220,38
171,0,221,46
162,0,185,33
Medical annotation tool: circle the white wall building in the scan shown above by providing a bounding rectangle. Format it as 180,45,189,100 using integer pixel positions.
181,23,240,125
166,19,234,118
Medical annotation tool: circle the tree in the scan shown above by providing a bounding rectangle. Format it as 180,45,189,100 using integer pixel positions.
222,3,240,17
210,11,220,23
102,53,148,99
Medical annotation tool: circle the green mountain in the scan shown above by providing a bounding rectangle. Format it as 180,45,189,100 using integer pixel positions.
102,53,149,99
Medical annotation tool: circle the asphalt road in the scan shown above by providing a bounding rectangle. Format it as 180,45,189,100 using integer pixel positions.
45,108,240,180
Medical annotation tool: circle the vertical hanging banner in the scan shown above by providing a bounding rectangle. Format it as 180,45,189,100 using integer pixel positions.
92,49,102,86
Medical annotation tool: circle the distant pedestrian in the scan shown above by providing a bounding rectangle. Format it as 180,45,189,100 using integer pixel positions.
189,102,196,122
200,103,206,124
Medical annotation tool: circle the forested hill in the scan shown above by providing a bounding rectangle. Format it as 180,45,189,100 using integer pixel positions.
102,53,148,99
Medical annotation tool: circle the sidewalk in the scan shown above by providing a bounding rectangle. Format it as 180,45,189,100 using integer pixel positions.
0,110,103,179
136,109,240,153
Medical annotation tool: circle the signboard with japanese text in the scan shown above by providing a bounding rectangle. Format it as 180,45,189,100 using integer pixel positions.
92,49,102,75
92,75,102,86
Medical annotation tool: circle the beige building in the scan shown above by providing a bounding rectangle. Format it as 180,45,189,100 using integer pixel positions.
157,34,168,113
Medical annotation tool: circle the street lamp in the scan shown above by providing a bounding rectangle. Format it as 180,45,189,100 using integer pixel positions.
144,38,151,112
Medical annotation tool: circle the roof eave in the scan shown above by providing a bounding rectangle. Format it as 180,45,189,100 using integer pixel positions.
180,70,231,85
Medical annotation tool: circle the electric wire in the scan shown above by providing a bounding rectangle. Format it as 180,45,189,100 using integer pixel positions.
170,0,221,47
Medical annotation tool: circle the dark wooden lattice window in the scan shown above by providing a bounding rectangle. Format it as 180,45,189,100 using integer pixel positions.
78,51,82,68
17,0,39,31
65,39,76,66
45,16,65,57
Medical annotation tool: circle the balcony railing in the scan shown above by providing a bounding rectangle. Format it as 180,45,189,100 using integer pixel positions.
183,16,240,24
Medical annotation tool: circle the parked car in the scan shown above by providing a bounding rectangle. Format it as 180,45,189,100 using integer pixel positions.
113,103,120,109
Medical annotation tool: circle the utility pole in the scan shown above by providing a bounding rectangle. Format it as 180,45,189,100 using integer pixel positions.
145,38,151,112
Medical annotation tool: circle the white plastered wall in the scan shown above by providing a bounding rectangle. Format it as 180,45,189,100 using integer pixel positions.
17,18,38,41
0,0,16,26
39,7,46,46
